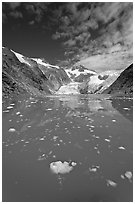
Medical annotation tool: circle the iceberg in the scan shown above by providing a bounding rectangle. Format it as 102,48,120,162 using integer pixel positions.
50,161,77,174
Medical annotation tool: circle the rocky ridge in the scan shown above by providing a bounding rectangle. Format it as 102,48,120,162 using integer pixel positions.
2,47,70,98
103,63,133,95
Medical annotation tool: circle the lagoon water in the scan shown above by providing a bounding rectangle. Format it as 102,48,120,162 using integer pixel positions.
2,94,133,202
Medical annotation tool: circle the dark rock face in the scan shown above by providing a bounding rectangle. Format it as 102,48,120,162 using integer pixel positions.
66,64,96,82
74,73,92,82
38,64,70,91
78,80,89,94
103,64,133,95
98,75,108,80
2,47,70,98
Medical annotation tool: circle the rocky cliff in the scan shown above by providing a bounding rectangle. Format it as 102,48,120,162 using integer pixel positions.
103,64,133,95
2,47,70,98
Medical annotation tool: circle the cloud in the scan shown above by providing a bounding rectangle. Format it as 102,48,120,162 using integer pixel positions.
9,11,23,19
51,2,133,62
2,2,50,24
8,2,22,10
25,3,49,23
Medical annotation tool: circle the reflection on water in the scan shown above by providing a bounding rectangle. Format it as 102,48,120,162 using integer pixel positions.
2,94,133,202
111,97,133,122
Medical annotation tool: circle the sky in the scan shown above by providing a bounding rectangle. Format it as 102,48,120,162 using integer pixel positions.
2,2,133,67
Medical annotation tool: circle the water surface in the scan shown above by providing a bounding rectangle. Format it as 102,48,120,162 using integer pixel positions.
2,94,133,202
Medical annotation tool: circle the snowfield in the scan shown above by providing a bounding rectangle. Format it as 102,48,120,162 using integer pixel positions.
11,50,31,66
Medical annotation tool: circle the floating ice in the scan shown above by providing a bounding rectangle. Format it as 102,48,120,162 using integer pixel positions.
123,107,130,110
16,112,20,115
105,138,111,142
3,110,9,113
125,171,132,181
112,119,116,122
7,106,13,109
89,165,99,172
106,179,117,187
39,138,45,141
53,136,58,140
89,167,97,172
118,146,125,150
50,161,77,174
71,162,77,166
121,174,125,179
8,128,16,132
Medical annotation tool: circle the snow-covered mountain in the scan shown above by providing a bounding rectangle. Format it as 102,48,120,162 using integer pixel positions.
57,68,123,95
2,47,70,97
65,65,96,82
2,46,131,97
87,70,123,94
11,49,60,70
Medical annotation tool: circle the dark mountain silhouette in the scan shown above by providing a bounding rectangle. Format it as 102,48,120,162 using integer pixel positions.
103,64,133,95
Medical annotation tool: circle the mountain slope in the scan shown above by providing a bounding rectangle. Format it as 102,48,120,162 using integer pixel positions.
103,64,133,95
65,65,96,82
78,70,122,94
2,47,70,98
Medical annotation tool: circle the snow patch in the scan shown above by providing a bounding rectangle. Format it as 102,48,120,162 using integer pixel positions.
32,58,59,69
65,68,96,80
11,50,31,66
89,75,104,85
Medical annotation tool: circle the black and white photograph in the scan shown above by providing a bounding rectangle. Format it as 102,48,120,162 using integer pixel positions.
2,1,133,202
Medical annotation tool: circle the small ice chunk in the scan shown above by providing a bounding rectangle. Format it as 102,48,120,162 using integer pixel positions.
39,138,45,141
3,110,9,113
53,155,56,158
118,146,125,150
50,161,76,174
123,107,130,110
38,153,46,161
89,167,97,172
8,128,16,132
7,106,13,109
105,138,110,142
89,165,99,172
112,119,116,122
84,139,89,142
71,162,77,167
121,174,125,179
95,136,100,139
16,112,20,115
125,171,132,180
106,179,117,187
